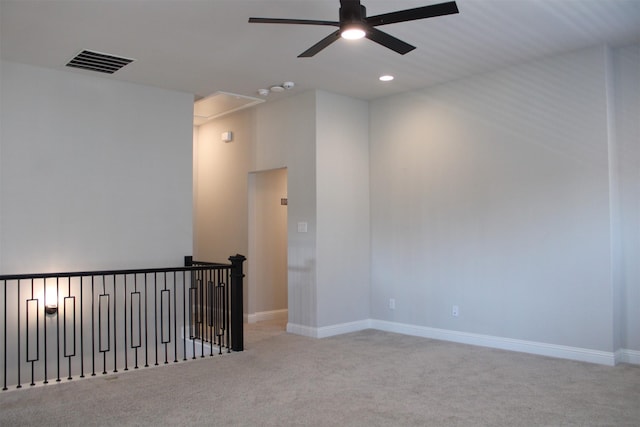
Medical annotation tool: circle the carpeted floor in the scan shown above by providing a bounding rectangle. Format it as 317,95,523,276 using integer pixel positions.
1,320,639,426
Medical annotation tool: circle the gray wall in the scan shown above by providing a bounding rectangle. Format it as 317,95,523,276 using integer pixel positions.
0,60,195,385
193,46,639,358
369,46,615,352
316,91,370,328
3,39,637,366
194,90,371,333
0,61,193,273
195,91,318,328
614,44,640,351
193,110,253,262
254,91,318,330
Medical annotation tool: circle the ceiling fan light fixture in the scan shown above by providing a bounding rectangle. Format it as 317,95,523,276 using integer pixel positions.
249,1,460,57
341,26,366,40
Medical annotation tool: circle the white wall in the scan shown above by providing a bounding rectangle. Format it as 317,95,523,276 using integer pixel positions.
613,44,640,353
194,92,317,327
254,91,318,329
193,109,254,262
0,40,4,271
0,61,193,273
316,91,370,328
370,47,615,352
190,46,638,362
195,90,372,332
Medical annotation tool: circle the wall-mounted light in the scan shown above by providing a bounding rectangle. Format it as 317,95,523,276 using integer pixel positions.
44,287,58,315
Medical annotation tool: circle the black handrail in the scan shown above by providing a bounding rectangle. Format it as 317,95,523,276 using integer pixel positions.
0,255,245,391
0,265,226,281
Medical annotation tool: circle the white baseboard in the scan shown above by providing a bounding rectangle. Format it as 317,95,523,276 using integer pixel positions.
370,320,617,366
286,322,318,337
616,349,640,364
245,309,288,324
285,318,630,366
287,319,371,338
316,320,372,338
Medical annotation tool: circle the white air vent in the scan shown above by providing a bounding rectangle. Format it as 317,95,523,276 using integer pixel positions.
66,50,134,74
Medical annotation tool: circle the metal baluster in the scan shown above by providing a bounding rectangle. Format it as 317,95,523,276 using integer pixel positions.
182,271,187,361
189,283,196,360
3,280,7,391
80,276,84,378
173,271,178,363
154,272,158,366
65,278,76,380
200,270,204,358
91,276,96,376
214,270,219,355
224,268,231,353
16,280,21,389
55,277,61,382
162,272,169,365
27,279,38,385
113,274,117,373
208,275,213,357
144,273,149,368
101,276,108,375
132,274,140,369
43,279,49,384
218,272,224,355
123,274,128,371
215,270,219,356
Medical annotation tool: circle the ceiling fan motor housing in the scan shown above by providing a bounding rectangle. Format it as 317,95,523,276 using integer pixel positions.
340,3,366,31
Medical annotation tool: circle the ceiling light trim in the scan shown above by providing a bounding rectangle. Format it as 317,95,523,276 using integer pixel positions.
193,91,265,126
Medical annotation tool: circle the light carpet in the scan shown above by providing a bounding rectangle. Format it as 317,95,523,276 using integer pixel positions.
1,320,639,426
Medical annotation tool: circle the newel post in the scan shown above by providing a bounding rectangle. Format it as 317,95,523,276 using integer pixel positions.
229,254,246,352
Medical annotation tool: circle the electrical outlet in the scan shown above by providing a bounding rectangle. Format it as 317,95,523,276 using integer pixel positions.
389,298,396,310
452,305,459,317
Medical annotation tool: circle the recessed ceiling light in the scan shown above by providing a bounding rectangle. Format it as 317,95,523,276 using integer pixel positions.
379,75,394,82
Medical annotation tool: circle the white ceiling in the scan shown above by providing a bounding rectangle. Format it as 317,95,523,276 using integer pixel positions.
1,0,639,103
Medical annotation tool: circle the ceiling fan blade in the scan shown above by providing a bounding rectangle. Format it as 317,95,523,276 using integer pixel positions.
366,1,459,27
365,26,415,55
249,17,339,27
298,30,342,57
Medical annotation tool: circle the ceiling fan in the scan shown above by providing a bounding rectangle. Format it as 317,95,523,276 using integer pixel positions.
248,0,459,57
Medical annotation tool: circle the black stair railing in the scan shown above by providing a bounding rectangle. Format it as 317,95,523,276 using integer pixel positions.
0,255,245,391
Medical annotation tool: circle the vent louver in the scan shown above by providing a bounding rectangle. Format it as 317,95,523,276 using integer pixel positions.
66,50,134,74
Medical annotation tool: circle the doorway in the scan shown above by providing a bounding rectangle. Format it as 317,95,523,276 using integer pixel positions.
247,168,288,326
